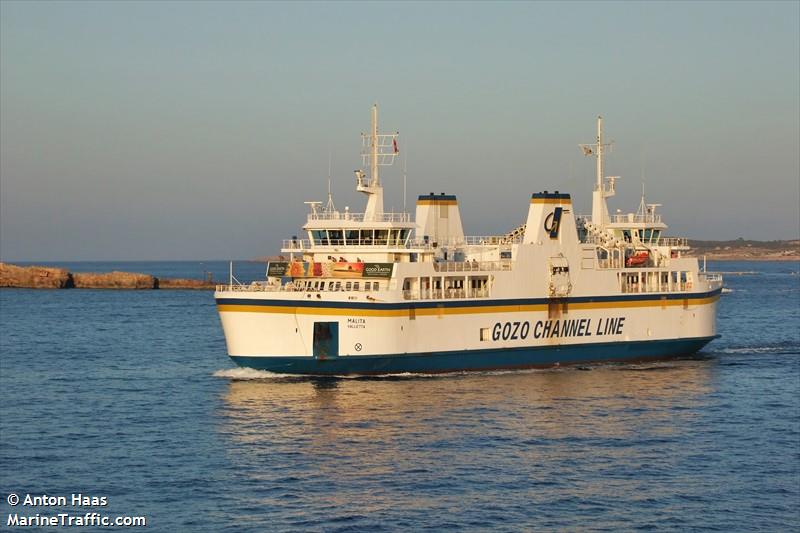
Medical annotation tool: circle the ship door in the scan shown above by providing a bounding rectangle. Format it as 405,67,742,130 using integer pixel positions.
548,255,572,297
313,322,339,360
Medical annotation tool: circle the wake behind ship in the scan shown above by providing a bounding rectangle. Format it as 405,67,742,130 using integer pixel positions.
215,107,722,375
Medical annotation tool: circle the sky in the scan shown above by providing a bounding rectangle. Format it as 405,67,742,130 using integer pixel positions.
1,1,798,261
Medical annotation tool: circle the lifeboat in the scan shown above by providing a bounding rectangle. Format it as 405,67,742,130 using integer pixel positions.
625,251,649,267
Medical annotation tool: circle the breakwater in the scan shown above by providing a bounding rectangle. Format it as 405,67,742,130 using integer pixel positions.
0,263,215,290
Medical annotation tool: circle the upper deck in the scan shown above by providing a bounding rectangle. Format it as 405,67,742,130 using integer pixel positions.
222,112,719,303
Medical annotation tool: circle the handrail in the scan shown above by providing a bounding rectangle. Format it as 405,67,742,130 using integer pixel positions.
403,288,490,300
307,212,411,222
433,260,512,272
281,235,522,250
659,237,689,247
610,213,663,224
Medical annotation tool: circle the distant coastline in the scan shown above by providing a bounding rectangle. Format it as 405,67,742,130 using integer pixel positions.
689,239,800,261
0,263,216,290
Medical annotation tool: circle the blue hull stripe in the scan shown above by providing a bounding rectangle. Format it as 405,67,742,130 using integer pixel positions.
230,336,719,375
218,288,721,311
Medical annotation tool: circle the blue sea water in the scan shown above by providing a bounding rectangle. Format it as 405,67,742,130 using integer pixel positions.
1,260,798,531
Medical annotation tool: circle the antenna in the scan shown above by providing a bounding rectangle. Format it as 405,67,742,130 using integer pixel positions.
641,146,647,183
403,143,407,212
325,150,335,212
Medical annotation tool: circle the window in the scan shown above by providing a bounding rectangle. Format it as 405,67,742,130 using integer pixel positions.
346,230,360,244
360,229,373,244
353,282,360,291
364,282,372,291
375,230,388,245
335,282,342,291
480,328,490,341
345,282,352,291
329,230,343,245
312,230,327,245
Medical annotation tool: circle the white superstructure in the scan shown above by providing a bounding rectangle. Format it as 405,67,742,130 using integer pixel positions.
215,108,722,375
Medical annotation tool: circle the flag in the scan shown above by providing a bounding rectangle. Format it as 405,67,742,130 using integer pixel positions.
393,138,399,154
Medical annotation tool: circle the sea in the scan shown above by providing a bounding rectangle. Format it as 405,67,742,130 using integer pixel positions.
1,260,798,531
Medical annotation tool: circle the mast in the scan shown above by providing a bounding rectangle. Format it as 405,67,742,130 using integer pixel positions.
325,150,335,212
596,116,604,192
357,104,399,221
581,115,617,228
371,104,379,186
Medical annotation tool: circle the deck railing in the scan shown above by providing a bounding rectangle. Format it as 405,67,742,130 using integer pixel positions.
659,237,689,247
433,260,512,272
402,288,490,300
281,235,521,250
307,212,411,223
610,213,663,224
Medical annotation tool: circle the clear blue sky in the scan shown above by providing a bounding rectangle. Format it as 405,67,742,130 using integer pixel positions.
1,1,798,261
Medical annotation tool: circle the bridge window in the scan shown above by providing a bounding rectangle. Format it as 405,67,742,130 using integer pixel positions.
375,230,388,245
329,230,343,245
360,229,373,244
346,230,359,244
312,230,327,245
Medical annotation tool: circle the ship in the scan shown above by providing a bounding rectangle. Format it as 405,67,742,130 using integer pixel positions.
215,106,722,375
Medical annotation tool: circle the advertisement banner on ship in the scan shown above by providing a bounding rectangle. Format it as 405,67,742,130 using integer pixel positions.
267,261,393,279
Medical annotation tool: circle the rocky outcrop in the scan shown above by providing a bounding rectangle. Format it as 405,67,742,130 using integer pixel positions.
156,277,215,290
0,263,215,289
0,263,73,288
72,271,155,289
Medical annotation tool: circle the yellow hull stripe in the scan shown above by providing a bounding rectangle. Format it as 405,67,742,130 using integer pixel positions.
218,295,719,317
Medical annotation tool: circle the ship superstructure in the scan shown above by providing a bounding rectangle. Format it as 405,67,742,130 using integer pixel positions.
215,108,722,374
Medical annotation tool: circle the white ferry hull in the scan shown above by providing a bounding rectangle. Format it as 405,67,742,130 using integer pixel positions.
216,289,720,375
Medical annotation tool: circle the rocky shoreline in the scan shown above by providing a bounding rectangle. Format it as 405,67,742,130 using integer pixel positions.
0,263,216,290
688,239,800,262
